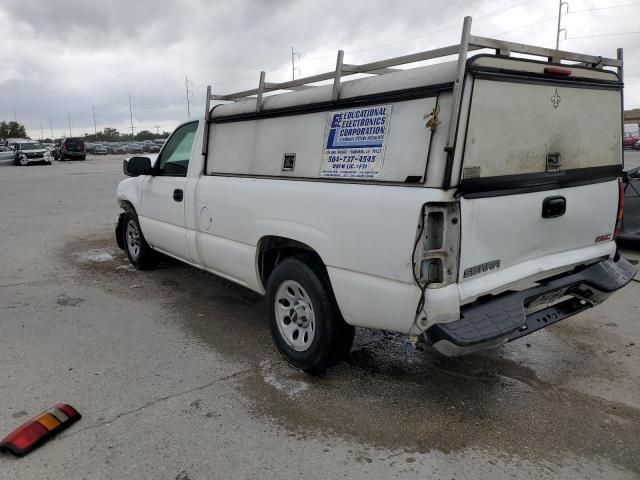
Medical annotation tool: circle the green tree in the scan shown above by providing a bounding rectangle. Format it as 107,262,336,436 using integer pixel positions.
0,121,28,139
82,127,122,142
102,127,120,141
135,130,155,141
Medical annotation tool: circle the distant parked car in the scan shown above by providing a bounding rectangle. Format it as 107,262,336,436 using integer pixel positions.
618,167,640,243
108,144,127,154
126,143,144,154
633,139,640,150
12,142,52,166
143,143,161,153
623,133,639,148
0,144,15,162
53,137,86,161
87,143,108,155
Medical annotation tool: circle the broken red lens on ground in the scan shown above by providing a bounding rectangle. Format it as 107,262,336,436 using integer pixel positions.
0,404,81,457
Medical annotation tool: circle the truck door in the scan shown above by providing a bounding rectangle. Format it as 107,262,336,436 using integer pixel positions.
138,121,198,261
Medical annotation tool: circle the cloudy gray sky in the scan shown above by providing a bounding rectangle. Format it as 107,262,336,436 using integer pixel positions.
1,0,639,138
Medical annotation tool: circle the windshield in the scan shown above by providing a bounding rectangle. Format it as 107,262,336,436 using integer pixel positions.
19,143,43,150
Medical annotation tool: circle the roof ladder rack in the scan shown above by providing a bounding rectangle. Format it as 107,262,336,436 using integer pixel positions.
203,16,622,156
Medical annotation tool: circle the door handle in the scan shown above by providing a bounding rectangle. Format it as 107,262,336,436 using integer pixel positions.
173,189,184,202
542,196,566,218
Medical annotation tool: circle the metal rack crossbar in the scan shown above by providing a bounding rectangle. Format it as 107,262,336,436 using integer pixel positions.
203,16,623,156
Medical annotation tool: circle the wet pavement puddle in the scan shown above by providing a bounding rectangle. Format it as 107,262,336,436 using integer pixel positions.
63,234,640,472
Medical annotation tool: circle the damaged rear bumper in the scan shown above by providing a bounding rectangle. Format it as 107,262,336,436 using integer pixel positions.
428,255,637,356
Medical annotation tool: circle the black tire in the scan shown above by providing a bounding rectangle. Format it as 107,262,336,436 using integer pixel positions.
122,207,156,269
266,256,354,374
80,155,86,161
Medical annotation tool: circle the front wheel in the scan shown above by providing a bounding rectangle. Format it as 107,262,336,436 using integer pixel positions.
122,208,156,269
266,257,354,374
18,155,29,166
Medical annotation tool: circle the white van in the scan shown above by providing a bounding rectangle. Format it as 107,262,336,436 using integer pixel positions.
115,17,636,372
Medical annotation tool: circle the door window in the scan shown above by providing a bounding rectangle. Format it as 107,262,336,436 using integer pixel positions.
157,121,198,176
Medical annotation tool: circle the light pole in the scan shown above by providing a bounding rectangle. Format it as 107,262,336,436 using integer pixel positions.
556,0,569,50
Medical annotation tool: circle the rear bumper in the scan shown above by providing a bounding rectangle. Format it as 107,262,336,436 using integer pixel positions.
428,255,637,356
63,151,85,158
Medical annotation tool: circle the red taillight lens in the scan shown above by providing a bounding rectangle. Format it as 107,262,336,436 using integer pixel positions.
0,404,81,457
55,404,80,420
544,66,572,76
615,179,625,239
2,422,49,451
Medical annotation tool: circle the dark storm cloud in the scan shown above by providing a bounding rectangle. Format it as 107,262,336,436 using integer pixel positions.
1,0,638,137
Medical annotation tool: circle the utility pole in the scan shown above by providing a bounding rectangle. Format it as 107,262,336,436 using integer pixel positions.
291,46,300,80
13,110,16,122
185,76,192,118
556,0,569,50
40,122,44,140
128,94,135,140
67,113,72,136
92,105,97,135
154,124,161,135
49,118,54,138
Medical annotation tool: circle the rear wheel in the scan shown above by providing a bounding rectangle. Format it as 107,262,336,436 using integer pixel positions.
123,207,156,269
266,257,354,374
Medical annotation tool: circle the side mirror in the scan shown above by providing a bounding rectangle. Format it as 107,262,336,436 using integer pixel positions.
124,156,153,177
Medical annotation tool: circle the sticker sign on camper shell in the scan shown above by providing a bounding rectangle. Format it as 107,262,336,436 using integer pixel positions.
320,105,392,179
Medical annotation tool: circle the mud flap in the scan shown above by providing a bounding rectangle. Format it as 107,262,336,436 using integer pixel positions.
115,213,125,250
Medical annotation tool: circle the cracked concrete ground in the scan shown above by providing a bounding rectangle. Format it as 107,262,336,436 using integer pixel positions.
1,154,640,479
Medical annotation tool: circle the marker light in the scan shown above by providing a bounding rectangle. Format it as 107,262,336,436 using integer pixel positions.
544,66,572,76
0,404,81,457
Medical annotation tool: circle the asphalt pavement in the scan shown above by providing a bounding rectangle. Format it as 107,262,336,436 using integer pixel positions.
0,154,639,479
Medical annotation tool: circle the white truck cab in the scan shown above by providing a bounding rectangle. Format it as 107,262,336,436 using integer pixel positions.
116,17,636,372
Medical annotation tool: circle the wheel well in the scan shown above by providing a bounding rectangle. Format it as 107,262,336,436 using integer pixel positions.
118,199,134,211
257,236,326,288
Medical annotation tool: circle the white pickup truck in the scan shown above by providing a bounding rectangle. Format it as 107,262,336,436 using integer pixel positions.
115,17,636,372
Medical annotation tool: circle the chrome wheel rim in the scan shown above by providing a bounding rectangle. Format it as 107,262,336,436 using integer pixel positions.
19,155,28,166
274,280,316,352
126,220,141,260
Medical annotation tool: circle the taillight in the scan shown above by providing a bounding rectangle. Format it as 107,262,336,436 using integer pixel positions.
0,404,81,457
414,202,460,287
615,179,625,239
544,66,572,76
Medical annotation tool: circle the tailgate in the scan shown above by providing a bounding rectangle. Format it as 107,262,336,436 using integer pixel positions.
456,58,622,300
459,180,619,302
